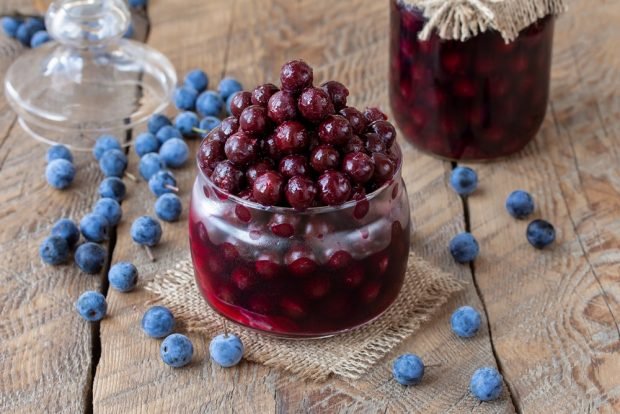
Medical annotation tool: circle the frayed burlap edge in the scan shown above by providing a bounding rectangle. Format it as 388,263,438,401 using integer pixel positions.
145,252,464,382
400,0,567,42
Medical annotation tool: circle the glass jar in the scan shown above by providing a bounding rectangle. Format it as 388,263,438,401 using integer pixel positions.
189,144,411,338
389,0,555,160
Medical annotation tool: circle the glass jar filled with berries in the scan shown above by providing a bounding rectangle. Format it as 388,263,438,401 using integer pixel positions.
190,60,411,337
389,0,557,160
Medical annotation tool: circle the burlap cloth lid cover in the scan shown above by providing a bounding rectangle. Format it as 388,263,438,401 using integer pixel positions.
400,0,567,42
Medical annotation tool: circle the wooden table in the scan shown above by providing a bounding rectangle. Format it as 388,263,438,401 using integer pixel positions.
1,0,619,412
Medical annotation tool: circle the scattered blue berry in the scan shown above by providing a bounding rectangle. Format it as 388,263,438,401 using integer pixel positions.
155,125,182,144
128,0,147,8
30,30,50,48
1,17,22,38
174,111,199,136
79,213,109,243
451,306,481,338
173,85,198,111
51,218,80,247
505,190,534,219
196,90,224,117
74,242,106,274
24,17,45,33
450,166,478,196
209,334,244,368
148,114,171,134
75,291,107,322
46,144,73,163
139,152,165,180
134,132,160,157
184,69,209,93
39,235,69,265
141,305,175,338
93,198,122,226
161,333,193,368
98,177,126,201
99,148,128,177
470,367,503,401
93,135,121,160
15,21,37,46
159,138,189,168
199,116,221,133
218,77,243,100
131,215,162,246
526,219,555,249
108,262,138,292
148,170,177,197
45,159,75,189
155,193,182,222
392,354,425,386
449,232,479,263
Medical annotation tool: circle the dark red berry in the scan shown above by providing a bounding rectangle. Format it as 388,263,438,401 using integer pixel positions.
360,280,382,303
198,138,225,171
285,244,317,277
298,87,334,123
318,114,352,146
304,275,331,299
224,131,258,166
310,144,340,173
280,59,313,93
365,132,386,153
320,81,349,110
363,107,387,123
220,116,240,138
220,242,240,261
285,175,317,210
231,266,256,290
251,83,279,106
229,91,252,118
367,120,397,148
252,171,284,206
343,135,365,153
327,250,352,270
278,154,310,178
211,160,244,194
245,160,273,187
280,296,308,319
371,152,395,184
339,107,367,134
207,127,227,143
268,213,299,238
274,121,309,155
341,263,364,288
239,105,269,135
342,151,375,184
267,91,298,124
261,134,281,160
317,171,351,205
254,252,281,280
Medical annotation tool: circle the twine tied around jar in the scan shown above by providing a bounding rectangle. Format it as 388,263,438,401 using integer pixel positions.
400,0,566,42
418,0,503,41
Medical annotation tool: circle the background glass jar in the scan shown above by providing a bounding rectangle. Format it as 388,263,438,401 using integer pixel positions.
389,0,555,160
189,145,411,338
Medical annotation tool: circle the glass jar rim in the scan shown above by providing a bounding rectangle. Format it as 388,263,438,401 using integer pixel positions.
195,142,404,216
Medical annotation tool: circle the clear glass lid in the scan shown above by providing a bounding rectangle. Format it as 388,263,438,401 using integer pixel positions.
4,0,177,150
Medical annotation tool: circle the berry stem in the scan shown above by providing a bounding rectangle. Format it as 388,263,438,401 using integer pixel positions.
164,184,179,192
124,171,137,182
222,318,229,337
144,245,155,262
192,127,207,135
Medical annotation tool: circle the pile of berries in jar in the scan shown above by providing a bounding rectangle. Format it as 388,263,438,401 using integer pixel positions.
190,60,411,337
389,0,555,160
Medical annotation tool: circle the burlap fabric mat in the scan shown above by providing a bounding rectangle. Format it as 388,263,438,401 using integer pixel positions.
401,0,567,42
145,252,463,381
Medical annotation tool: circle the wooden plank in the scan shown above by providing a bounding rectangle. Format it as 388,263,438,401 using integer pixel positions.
464,1,620,412
94,0,512,412
0,36,103,412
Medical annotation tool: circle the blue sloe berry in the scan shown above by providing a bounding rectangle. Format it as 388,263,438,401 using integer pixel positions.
46,159,75,189
93,135,121,160
108,262,138,292
526,219,555,249
161,333,193,368
450,166,478,196
46,144,73,163
449,232,479,263
51,218,80,247
155,125,182,144
209,333,244,368
470,367,503,401
74,242,106,274
39,235,69,265
154,193,182,222
134,132,160,157
75,291,107,322
148,114,171,134
196,91,224,117
79,213,109,243
141,305,175,338
139,152,165,180
392,354,425,386
130,215,162,246
505,190,535,219
218,77,243,100
450,306,481,338
184,69,209,93
199,116,221,133
159,138,189,168
99,149,128,177
173,86,198,111
30,30,51,48
98,177,126,201
93,198,122,226
148,170,177,197
174,111,199,136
